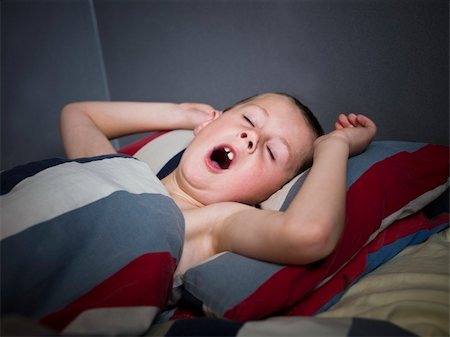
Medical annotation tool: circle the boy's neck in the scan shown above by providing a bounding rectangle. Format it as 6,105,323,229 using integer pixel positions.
162,170,204,210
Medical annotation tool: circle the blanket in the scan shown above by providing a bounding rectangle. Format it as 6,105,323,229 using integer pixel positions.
1,154,184,335
319,228,449,336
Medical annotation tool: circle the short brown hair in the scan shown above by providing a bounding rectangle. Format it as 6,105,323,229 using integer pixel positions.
223,92,324,138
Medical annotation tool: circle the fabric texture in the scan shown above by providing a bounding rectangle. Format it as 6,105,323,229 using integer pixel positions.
119,132,449,320
147,316,416,337
1,154,184,335
318,228,449,337
2,131,448,336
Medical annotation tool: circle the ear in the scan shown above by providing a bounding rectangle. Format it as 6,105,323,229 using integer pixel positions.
193,110,222,135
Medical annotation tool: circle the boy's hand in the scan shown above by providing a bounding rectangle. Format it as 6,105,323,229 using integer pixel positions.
179,102,221,129
314,113,377,157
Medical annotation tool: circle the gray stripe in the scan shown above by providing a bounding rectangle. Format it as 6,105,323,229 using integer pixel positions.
183,253,283,316
1,191,184,319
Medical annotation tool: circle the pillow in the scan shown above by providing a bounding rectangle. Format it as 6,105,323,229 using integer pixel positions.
119,130,194,179
119,132,449,320
1,154,184,335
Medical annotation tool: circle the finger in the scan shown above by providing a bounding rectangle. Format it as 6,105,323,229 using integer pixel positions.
356,114,376,128
338,113,354,128
335,121,344,130
348,113,359,127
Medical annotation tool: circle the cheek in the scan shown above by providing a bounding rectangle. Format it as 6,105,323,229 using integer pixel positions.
233,166,285,202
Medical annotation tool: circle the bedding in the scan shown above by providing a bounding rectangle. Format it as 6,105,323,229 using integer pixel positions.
318,227,449,337
1,154,184,335
1,130,448,336
120,130,449,322
142,227,448,336
147,316,416,336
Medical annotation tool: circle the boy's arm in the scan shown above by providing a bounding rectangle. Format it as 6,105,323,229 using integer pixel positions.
60,101,217,159
215,114,377,265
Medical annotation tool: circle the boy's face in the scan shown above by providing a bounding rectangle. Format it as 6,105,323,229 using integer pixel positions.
177,94,316,205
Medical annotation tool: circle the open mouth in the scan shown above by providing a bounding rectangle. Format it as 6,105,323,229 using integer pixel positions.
209,146,235,170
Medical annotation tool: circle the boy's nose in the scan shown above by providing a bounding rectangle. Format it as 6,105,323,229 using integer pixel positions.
240,130,259,153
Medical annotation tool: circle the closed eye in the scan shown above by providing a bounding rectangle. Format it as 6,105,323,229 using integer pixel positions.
267,146,275,161
243,115,255,127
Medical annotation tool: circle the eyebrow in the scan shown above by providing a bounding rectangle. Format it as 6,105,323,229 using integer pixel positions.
252,104,269,119
253,104,293,163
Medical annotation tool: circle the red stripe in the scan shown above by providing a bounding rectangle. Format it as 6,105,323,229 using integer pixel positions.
40,252,175,331
171,306,205,320
286,211,448,316
118,131,170,156
224,144,449,320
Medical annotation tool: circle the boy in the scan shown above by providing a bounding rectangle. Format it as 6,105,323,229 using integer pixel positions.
61,93,376,274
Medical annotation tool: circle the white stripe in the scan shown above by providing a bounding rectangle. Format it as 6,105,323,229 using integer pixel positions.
0,157,168,240
62,306,159,335
260,171,307,210
134,130,194,174
376,178,449,235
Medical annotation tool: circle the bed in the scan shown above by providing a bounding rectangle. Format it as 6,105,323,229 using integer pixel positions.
1,130,448,336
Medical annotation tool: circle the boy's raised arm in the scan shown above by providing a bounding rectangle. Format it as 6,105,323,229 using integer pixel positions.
60,101,216,159
215,114,376,265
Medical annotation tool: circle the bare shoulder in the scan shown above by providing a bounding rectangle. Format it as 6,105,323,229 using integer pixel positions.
181,201,278,248
182,200,280,250
175,202,262,274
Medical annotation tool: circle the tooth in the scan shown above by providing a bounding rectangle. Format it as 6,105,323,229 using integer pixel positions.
224,147,231,153
227,151,234,160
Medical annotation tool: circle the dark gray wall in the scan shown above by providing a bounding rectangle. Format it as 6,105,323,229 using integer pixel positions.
2,0,448,171
2,0,110,170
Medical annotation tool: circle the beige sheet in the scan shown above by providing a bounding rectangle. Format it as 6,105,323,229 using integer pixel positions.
319,229,449,337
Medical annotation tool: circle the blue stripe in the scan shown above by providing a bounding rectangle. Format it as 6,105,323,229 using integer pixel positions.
1,191,184,319
157,150,185,179
316,221,448,314
280,171,309,211
365,223,448,271
0,154,133,195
